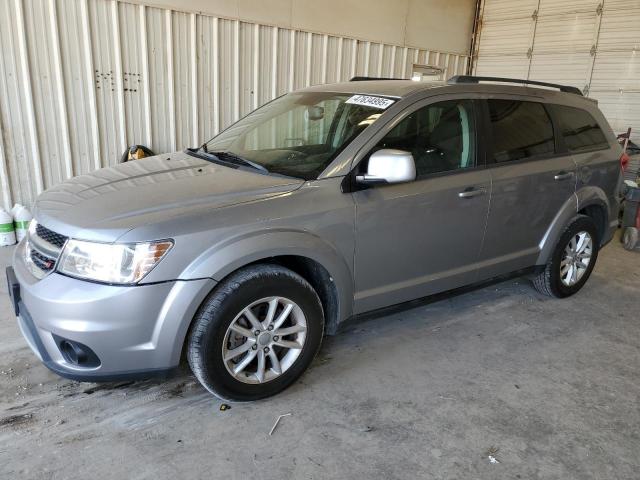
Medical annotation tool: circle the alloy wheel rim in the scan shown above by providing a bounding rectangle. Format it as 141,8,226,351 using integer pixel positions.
222,296,307,384
560,231,593,287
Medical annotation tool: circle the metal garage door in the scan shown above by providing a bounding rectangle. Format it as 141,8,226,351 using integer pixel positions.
475,0,640,139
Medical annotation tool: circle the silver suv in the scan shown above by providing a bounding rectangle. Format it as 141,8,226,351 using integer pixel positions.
6,76,623,401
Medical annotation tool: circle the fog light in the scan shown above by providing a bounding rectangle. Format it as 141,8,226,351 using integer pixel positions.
60,340,86,364
53,335,100,367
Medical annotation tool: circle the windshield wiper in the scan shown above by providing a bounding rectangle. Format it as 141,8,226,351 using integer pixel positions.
191,144,269,174
207,150,269,174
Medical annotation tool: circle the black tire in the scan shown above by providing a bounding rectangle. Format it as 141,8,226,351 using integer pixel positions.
187,264,324,401
533,215,600,298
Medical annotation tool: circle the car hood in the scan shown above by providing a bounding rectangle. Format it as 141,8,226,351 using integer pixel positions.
33,152,304,242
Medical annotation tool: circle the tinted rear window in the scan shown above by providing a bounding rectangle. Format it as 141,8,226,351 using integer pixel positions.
553,105,609,153
488,100,555,163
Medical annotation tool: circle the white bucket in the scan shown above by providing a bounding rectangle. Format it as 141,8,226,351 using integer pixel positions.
10,203,24,219
0,208,17,246
14,206,32,242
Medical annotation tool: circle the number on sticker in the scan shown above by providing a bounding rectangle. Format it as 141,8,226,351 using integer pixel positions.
346,95,395,110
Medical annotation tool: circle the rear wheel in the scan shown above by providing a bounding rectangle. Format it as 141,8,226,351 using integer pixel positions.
533,215,599,298
187,264,324,401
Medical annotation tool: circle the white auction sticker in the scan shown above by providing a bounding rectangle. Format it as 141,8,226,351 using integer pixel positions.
345,95,395,110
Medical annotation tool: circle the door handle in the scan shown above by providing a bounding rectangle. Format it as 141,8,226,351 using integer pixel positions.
458,187,486,199
554,171,574,181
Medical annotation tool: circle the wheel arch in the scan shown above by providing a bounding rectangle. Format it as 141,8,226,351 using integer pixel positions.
578,203,608,245
575,185,613,245
536,194,578,265
181,229,353,336
537,185,614,265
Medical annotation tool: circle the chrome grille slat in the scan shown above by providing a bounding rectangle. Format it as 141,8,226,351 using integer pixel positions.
29,232,62,258
25,223,68,278
30,249,56,271
35,224,67,248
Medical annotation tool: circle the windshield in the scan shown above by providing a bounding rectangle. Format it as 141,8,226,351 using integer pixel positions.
203,92,389,179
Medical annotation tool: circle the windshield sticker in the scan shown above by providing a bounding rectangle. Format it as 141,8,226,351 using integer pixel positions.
346,95,395,110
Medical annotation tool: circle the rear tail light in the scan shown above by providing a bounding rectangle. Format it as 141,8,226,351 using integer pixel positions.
621,152,630,171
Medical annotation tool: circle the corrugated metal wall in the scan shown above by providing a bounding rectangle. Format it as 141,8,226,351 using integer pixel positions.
473,0,640,141
0,0,471,209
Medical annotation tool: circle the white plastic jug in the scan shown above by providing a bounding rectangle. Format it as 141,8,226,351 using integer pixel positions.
14,206,32,242
0,208,17,246
10,203,24,219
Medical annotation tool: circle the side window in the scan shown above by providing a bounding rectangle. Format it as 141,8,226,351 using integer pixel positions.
488,100,555,163
552,105,609,153
371,99,476,178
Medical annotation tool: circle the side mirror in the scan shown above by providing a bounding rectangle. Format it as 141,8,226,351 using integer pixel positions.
356,149,416,185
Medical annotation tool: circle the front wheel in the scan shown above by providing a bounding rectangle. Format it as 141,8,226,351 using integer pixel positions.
533,215,599,298
187,264,324,401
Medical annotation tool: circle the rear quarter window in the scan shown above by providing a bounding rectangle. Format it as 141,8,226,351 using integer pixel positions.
488,100,555,163
552,105,609,153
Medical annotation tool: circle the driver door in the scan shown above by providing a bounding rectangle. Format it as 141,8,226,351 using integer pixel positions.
352,98,491,314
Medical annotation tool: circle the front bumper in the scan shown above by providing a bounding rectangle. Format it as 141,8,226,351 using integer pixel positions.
9,246,216,381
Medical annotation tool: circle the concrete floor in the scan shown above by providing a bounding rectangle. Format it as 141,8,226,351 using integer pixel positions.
0,238,639,480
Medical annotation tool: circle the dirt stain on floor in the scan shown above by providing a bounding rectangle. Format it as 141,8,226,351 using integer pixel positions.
0,412,35,428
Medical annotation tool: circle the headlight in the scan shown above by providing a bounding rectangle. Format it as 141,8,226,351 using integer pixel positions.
57,239,173,284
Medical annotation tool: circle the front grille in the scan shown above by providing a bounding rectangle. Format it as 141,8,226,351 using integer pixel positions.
30,249,56,272
24,223,67,279
35,223,68,248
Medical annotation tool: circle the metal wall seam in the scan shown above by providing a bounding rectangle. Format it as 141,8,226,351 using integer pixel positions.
165,9,176,151
402,47,408,77
14,0,43,194
80,0,101,171
271,26,278,98
288,29,296,92
253,23,260,110
350,39,358,78
336,37,343,81
212,16,220,135
0,122,11,210
321,34,329,84
190,12,198,146
139,4,152,146
111,0,126,154
364,41,371,75
390,46,397,76
48,0,73,180
233,19,240,121
305,32,312,86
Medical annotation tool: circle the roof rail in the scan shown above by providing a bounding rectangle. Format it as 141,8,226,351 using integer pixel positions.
447,75,583,96
350,76,405,82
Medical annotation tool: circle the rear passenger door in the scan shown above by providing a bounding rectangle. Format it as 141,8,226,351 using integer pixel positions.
477,98,577,280
551,104,621,238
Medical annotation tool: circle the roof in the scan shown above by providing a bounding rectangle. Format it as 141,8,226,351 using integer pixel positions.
298,79,444,98
297,76,591,104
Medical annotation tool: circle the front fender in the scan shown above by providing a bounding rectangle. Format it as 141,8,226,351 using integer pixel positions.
180,228,354,323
